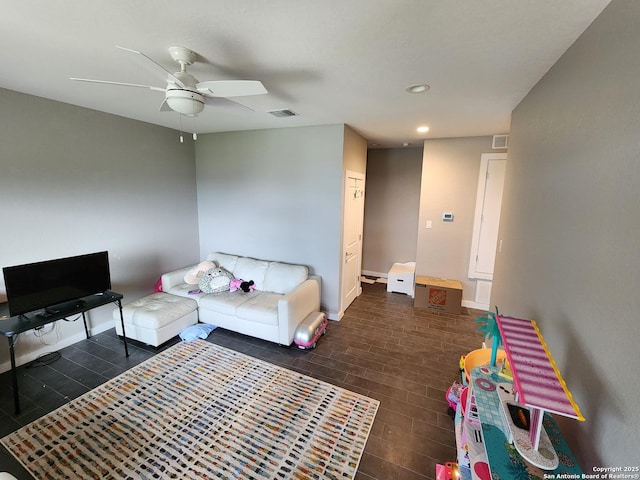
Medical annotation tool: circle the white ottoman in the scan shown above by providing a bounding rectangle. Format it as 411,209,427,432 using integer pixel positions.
387,261,416,297
114,292,198,347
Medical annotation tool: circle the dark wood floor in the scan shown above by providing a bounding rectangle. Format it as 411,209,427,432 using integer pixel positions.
0,282,484,479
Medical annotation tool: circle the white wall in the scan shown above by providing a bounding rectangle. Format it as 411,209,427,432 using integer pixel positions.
194,124,349,317
492,0,639,467
0,88,199,371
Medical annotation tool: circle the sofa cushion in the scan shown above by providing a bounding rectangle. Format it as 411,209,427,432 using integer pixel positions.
206,252,239,273
199,290,259,316
163,283,205,303
263,262,309,294
235,292,280,326
232,257,269,291
120,293,198,329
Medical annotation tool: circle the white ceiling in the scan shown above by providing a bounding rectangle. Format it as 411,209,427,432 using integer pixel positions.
1,0,610,147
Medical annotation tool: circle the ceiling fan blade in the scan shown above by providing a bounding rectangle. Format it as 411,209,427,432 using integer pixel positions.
116,46,186,88
197,80,267,97
204,96,256,112
70,77,166,92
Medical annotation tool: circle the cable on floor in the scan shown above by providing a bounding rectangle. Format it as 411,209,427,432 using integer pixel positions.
25,351,61,368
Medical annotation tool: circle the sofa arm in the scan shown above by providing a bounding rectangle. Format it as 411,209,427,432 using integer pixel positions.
161,266,194,292
277,275,321,345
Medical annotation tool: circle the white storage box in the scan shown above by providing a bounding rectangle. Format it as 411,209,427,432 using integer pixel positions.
387,261,416,297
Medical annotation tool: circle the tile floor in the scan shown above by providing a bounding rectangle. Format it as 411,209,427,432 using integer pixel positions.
0,282,483,479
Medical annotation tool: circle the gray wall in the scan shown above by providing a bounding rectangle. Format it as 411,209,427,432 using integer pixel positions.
194,124,352,317
492,0,639,467
362,148,422,275
417,136,499,304
0,88,199,370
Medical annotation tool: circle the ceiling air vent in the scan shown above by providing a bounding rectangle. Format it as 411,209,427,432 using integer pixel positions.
268,109,298,118
492,135,509,149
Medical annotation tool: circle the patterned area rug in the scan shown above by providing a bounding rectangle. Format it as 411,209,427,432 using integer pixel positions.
1,340,379,479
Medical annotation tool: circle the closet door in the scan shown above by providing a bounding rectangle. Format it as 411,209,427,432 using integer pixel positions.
468,153,507,280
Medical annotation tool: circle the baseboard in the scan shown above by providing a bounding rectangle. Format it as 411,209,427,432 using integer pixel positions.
362,270,387,278
462,299,490,312
90,321,116,337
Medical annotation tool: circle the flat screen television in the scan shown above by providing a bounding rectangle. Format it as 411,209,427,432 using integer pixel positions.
2,251,111,317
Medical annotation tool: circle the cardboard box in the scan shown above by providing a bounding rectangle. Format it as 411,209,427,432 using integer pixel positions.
414,276,463,314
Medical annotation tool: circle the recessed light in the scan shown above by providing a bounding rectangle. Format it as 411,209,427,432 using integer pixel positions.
417,126,430,133
405,84,430,94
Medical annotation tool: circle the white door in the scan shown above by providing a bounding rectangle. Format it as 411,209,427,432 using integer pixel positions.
341,171,365,312
469,154,507,280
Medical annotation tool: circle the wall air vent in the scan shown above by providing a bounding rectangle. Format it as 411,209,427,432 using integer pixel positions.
268,109,298,118
492,135,509,149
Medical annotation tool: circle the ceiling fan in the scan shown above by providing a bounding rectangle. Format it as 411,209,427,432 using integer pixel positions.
71,46,267,116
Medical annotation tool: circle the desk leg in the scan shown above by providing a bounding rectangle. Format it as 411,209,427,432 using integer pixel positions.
82,311,90,339
117,299,129,358
9,336,20,415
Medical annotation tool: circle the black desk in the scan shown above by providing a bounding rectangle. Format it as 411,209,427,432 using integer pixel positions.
0,290,129,414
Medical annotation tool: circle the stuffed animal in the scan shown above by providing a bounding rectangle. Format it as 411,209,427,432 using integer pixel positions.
198,267,234,294
184,261,216,285
229,278,243,292
230,278,255,293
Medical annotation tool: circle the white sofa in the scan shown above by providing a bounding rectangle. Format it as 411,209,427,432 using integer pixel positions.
161,252,321,346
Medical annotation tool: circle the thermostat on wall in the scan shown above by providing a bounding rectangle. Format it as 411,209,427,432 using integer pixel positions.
442,212,454,222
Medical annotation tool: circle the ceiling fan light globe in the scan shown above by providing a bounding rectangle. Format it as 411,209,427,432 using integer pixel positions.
166,90,205,116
